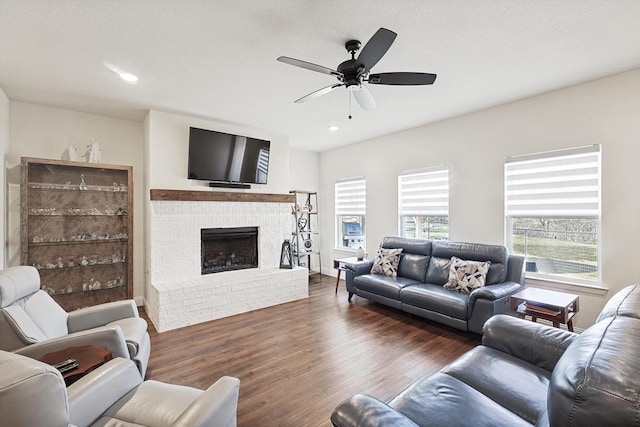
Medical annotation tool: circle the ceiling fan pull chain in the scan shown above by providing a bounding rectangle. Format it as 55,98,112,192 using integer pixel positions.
348,92,352,120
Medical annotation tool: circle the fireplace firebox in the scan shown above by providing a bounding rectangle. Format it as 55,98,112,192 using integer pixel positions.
201,227,258,274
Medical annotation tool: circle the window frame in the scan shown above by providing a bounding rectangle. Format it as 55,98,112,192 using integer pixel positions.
504,145,601,285
398,167,449,240
335,178,366,251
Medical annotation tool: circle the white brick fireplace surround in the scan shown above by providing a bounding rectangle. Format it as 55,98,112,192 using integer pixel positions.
145,190,308,332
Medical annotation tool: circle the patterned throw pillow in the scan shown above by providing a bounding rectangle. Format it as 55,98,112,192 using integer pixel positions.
370,248,404,277
444,256,491,293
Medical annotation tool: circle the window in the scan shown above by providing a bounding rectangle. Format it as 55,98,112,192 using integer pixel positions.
505,145,601,282
335,178,366,250
398,167,449,240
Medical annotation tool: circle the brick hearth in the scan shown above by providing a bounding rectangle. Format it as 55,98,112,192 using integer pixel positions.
145,192,308,332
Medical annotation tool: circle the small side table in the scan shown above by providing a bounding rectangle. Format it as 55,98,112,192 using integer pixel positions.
40,344,113,386
333,257,370,293
510,287,579,332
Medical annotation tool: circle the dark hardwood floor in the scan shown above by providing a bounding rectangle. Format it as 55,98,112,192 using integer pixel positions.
142,275,480,427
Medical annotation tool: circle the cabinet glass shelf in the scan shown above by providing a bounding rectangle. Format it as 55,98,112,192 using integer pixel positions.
21,157,133,311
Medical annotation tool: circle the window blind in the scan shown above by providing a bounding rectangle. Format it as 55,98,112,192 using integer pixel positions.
398,167,449,216
335,179,366,216
505,145,600,218
257,148,269,175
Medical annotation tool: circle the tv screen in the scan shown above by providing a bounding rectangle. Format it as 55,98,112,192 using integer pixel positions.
188,127,270,184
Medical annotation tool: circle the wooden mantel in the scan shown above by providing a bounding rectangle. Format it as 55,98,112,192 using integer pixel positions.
150,189,295,203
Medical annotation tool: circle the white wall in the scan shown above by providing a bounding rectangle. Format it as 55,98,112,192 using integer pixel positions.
7,102,146,300
0,89,9,268
319,69,640,329
289,148,320,194
145,110,290,194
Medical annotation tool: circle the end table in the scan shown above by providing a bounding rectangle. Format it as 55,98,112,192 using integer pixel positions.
333,257,370,293
510,287,579,332
40,344,113,386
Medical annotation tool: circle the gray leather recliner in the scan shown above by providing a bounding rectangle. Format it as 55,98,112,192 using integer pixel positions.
0,266,150,377
0,350,240,427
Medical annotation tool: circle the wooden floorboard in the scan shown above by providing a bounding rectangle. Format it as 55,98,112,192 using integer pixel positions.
142,274,480,427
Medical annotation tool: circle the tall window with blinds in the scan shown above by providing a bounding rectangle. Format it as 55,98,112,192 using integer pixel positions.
335,178,366,250
398,167,449,240
505,145,601,282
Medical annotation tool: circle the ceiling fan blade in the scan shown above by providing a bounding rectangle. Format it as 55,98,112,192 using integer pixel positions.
368,72,437,85
356,28,397,71
277,56,342,77
353,85,376,111
294,83,344,103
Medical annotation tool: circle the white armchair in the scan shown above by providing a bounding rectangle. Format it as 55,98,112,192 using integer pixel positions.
0,266,150,376
0,350,240,427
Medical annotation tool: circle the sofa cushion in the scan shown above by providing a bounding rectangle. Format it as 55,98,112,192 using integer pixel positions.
381,237,432,256
101,380,202,426
442,346,551,425
548,316,640,427
354,275,419,301
426,241,508,285
370,248,403,277
24,290,69,339
398,253,430,283
400,283,469,320
0,266,41,308
107,317,148,356
444,256,491,293
389,372,532,427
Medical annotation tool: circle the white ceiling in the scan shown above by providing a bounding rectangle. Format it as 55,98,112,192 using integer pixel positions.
1,0,639,152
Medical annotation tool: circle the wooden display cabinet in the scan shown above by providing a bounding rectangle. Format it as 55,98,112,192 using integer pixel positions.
21,157,133,311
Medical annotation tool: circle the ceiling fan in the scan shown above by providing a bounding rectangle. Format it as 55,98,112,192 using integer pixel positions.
277,27,436,113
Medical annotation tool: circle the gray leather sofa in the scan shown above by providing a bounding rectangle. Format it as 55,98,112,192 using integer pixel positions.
331,284,640,427
0,350,240,427
346,237,525,333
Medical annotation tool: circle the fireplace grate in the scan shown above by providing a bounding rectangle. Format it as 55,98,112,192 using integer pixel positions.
201,227,258,275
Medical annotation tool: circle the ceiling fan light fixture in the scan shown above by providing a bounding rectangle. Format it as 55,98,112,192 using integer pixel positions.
277,27,436,112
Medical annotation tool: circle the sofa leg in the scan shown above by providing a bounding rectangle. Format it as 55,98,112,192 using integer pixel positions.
348,292,354,302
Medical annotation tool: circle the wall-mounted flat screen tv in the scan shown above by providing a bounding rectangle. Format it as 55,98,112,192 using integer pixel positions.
188,127,270,184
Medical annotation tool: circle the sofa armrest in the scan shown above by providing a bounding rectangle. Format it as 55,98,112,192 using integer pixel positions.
506,254,525,285
345,261,374,276
67,300,139,333
345,262,374,295
331,394,419,427
67,358,143,427
482,314,577,372
13,326,130,360
469,281,523,303
173,376,241,427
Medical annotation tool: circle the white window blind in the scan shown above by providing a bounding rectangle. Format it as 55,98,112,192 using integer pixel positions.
505,145,600,218
398,167,449,216
257,148,269,175
335,179,366,216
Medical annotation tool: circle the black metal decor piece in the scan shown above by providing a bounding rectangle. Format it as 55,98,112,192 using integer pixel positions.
280,239,293,269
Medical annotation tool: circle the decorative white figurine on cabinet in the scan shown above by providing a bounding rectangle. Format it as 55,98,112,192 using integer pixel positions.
87,139,102,163
69,143,79,161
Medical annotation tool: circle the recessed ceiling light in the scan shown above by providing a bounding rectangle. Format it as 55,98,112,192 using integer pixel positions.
104,62,139,84
119,72,138,84
328,125,339,132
